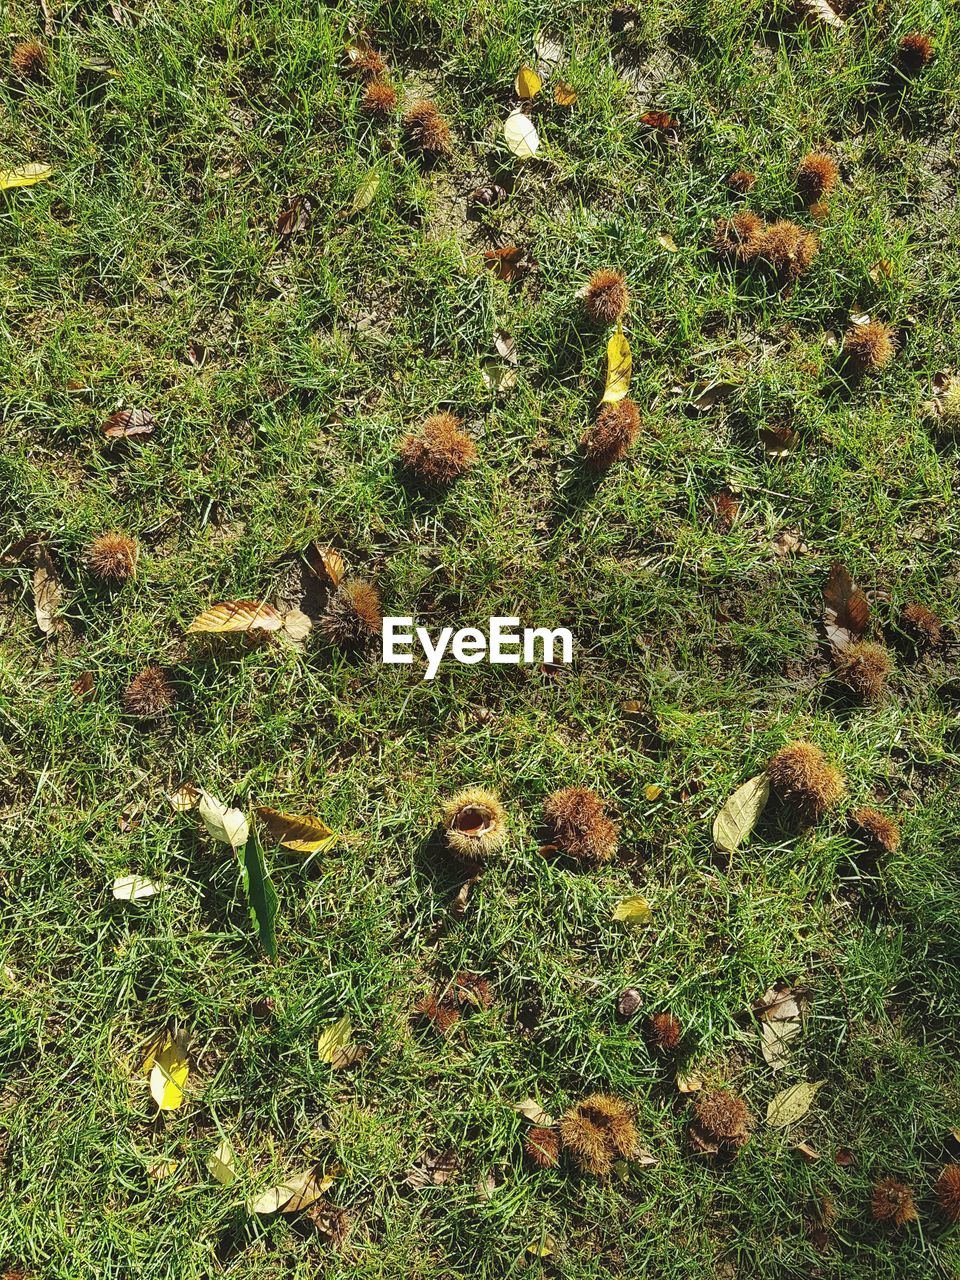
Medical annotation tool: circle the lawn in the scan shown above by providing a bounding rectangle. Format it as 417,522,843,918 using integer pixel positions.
1,0,959,1276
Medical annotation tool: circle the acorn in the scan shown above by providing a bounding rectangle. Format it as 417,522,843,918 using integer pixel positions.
759,219,819,280
361,80,397,114
900,603,942,650
442,787,507,862
646,1011,682,1052
713,211,764,262
726,170,757,193
898,33,934,74
688,1088,752,1158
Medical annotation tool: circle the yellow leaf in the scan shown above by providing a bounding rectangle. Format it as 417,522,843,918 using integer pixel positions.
526,1235,556,1258
168,782,200,812
112,875,158,901
643,784,663,801
308,545,346,586
767,1080,825,1127
601,327,631,403
515,65,542,100
349,169,380,215
554,79,577,107
149,1037,189,1111
712,773,770,854
198,790,249,848
186,600,284,634
256,808,337,854
0,162,53,191
207,1139,237,1186
676,1072,702,1094
248,1168,334,1215
514,1098,556,1126
503,111,539,160
612,894,652,923
317,1014,353,1064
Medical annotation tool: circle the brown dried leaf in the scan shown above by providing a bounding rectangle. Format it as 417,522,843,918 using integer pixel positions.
33,547,62,635
186,601,284,634
72,671,95,699
277,195,312,238
798,0,844,29
256,807,337,854
793,1141,821,1162
823,562,869,649
760,425,798,458
307,544,346,587
103,408,156,439
514,1098,556,1126
169,782,200,812
483,245,527,282
553,79,578,106
405,1151,460,1189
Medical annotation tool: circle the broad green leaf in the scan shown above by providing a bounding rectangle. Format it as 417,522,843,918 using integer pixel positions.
612,894,653,923
503,111,539,160
317,1014,353,1064
712,773,770,853
767,1080,825,1127
239,824,278,958
207,1139,237,1186
601,327,631,403
198,789,249,849
0,163,53,191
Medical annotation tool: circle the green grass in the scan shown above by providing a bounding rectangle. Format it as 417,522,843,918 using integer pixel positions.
1,0,960,1276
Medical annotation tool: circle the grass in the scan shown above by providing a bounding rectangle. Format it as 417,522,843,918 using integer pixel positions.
1,0,959,1275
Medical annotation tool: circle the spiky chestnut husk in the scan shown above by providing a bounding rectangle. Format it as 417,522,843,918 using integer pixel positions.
713,490,739,530
123,665,175,717
796,153,839,203
414,991,460,1033
693,1089,752,1142
727,170,757,193
843,321,895,371
935,1164,960,1223
581,269,629,324
452,971,493,1010
11,40,47,79
759,220,819,280
543,786,618,863
320,578,382,647
647,1011,682,1051
348,46,387,78
833,641,892,700
713,211,764,262
443,787,507,862
398,412,476,483
900,603,942,650
525,1127,560,1168
941,380,960,432
86,532,138,582
850,805,900,854
898,33,934,73
581,400,640,469
362,80,397,114
403,101,451,154
559,1093,637,1176
767,742,845,821
871,1177,918,1227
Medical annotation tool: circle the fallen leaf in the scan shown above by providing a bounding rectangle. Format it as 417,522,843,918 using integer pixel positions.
256,807,337,854
676,1072,703,1093
198,789,250,848
612,894,653,923
483,245,527,282
112,875,158,901
712,773,770,854
72,671,95,699
686,380,736,414
0,162,54,190
306,544,346,587
869,259,893,283
636,1148,659,1167
526,1237,555,1258
481,361,518,392
793,1141,821,1162
477,1171,498,1199
282,608,312,644
514,1098,556,1127
515,65,542,100
33,547,62,635
149,1035,189,1111
533,29,564,74
772,529,808,558
760,425,798,458
641,110,678,132
503,111,539,160
643,784,663,801
169,782,200,812
601,327,631,403
657,232,679,252
405,1151,460,1189
249,1168,333,1215
823,562,869,650
553,79,577,106
760,1017,801,1070
238,824,279,958
147,1158,178,1180
186,600,283,634
207,1139,237,1186
767,1080,824,1127
798,0,845,29
835,1146,856,1166
103,408,156,439
494,329,518,363
276,194,311,238
348,170,380,216
317,1014,354,1065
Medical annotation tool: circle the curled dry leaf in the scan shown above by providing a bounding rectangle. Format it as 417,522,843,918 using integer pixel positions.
602,328,632,403
282,608,312,644
494,329,519,364
248,1168,334,1215
798,0,844,29
103,408,156,439
526,1237,556,1259
33,547,62,635
169,781,200,812
405,1151,460,1189
307,544,346,587
0,162,54,190
198,789,249,848
276,195,312,238
767,1080,824,1127
208,1139,237,1186
676,1072,703,1094
823,562,869,650
112,875,158,901
72,671,95,699
256,807,337,854
515,65,542,100
712,773,770,854
793,1141,821,1163
483,246,527,282
503,111,540,160
612,894,653,923
515,1098,556,1127
186,600,284,634
554,80,577,106
760,425,798,458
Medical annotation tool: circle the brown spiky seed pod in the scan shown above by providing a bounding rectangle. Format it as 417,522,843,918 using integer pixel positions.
871,1177,918,1227
86,533,138,582
11,39,47,79
348,45,387,78
898,33,934,73
443,787,508,862
900,603,942,650
582,269,629,324
361,80,398,114
833,641,892,701
935,1165,960,1223
398,412,476,483
796,153,839,203
320,578,382,647
713,490,739,530
693,1089,752,1142
647,1011,682,1051
759,220,819,280
581,399,640,469
453,972,493,1010
414,991,460,1033
727,170,756,193
403,101,451,154
767,742,845,821
559,1093,637,1176
525,1126,560,1168
123,665,175,717
843,321,895,371
850,806,901,854
713,211,764,262
543,786,618,863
